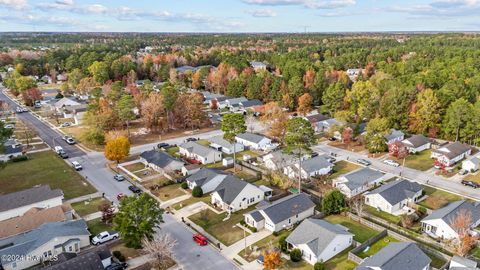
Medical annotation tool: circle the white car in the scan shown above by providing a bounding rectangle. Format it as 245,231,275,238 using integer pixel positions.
54,146,64,154
71,161,83,170
383,159,400,167
91,231,119,245
4,124,14,129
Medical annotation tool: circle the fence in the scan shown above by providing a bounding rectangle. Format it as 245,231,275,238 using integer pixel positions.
348,230,388,264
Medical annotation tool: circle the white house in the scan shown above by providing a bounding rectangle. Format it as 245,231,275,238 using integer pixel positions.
384,129,405,144
0,185,64,222
462,157,480,172
181,164,201,176
250,61,267,71
225,97,248,110
356,242,431,270
402,135,431,153
333,167,385,198
262,150,309,171
431,142,471,167
421,200,480,240
208,135,244,154
235,133,275,151
0,220,90,270
449,255,478,269
284,155,333,180
364,179,423,216
179,141,222,164
286,219,353,265
304,114,330,134
211,176,264,213
53,97,81,113
139,150,184,174
244,193,315,232
185,168,228,194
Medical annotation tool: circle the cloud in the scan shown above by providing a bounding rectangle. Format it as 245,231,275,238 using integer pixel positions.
54,0,74,5
0,0,28,10
241,0,356,9
36,2,107,14
387,0,480,17
246,9,277,17
0,12,106,30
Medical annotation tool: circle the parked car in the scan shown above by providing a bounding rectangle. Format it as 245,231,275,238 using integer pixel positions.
54,146,64,154
16,107,24,113
128,185,142,193
71,161,82,171
66,137,76,145
22,107,28,112
193,233,208,246
310,152,319,157
461,180,479,189
113,174,125,181
117,193,126,200
60,122,73,128
4,124,14,129
459,169,468,175
157,142,170,149
326,157,336,163
328,137,337,141
58,150,69,159
383,159,400,167
106,262,128,270
256,255,264,265
185,137,198,142
357,159,371,166
91,231,119,245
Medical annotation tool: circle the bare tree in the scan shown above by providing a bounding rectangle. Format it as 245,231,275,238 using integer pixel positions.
350,196,365,219
142,233,177,269
449,209,477,256
246,114,256,133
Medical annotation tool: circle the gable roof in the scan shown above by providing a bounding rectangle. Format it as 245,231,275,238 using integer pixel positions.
433,142,471,159
185,168,227,186
140,150,184,169
465,157,480,166
180,141,220,158
356,242,431,270
305,114,329,124
255,193,315,224
0,185,63,212
300,155,333,173
286,218,352,257
208,135,237,150
402,134,431,148
226,97,248,106
3,144,23,155
384,129,405,142
236,133,269,144
367,179,422,206
43,246,110,270
422,200,480,226
240,99,263,108
213,176,250,204
54,97,80,108
339,167,385,191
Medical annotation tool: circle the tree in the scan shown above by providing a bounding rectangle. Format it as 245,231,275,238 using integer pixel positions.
341,127,353,145
142,234,177,269
365,117,390,153
114,193,164,249
261,102,288,140
350,196,365,218
192,186,203,197
449,209,477,256
161,84,178,129
409,89,441,135
221,113,246,171
104,136,130,164
322,189,346,215
290,248,302,262
21,88,42,106
210,99,218,110
15,76,36,93
314,262,325,270
117,95,136,136
443,98,472,142
388,141,408,160
174,93,208,130
141,93,167,133
88,61,110,84
400,214,414,228
297,93,312,116
99,203,115,224
263,247,282,270
322,82,346,115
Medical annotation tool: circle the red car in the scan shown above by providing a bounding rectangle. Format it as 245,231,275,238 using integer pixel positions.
117,193,126,201
193,233,208,246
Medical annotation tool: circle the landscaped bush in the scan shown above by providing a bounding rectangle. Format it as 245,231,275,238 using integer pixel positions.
417,206,427,216
112,250,125,262
181,182,188,189
192,186,203,197
278,235,287,252
240,220,246,226
10,155,28,162
290,248,302,262
272,231,279,237
162,180,175,187
314,262,325,270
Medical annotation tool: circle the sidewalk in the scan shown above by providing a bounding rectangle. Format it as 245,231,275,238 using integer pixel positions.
66,192,102,204
221,228,271,270
83,211,102,221
160,194,191,208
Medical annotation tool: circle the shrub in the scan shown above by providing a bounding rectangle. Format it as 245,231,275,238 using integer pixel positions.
192,186,203,197
272,231,279,237
290,248,302,262
181,182,188,189
322,189,346,215
314,262,325,270
240,220,246,226
112,251,125,262
251,227,257,233
417,206,427,216
10,155,28,162
278,235,288,252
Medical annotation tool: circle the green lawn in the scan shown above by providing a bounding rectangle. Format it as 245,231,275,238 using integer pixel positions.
72,198,109,216
365,206,401,224
87,218,112,236
357,236,398,258
189,206,255,246
234,150,260,161
470,246,480,260
329,161,360,180
239,230,291,262
418,185,463,210
281,259,312,270
323,215,379,243
403,150,433,171
155,184,186,201
196,139,211,146
172,195,211,210
165,146,180,156
324,247,357,270
427,253,447,269
205,161,224,168
0,151,96,199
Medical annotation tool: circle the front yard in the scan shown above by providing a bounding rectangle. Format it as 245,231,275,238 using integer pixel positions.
71,197,109,216
328,160,360,180
87,218,112,236
417,185,463,210
323,215,379,243
239,230,291,262
172,195,211,210
403,150,433,171
151,183,186,201
464,172,480,185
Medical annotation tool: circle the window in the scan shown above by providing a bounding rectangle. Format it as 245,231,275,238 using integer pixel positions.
44,252,48,258
296,214,298,218
288,218,291,224
69,246,73,252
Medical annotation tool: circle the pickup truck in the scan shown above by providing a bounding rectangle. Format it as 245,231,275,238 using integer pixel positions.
91,231,119,245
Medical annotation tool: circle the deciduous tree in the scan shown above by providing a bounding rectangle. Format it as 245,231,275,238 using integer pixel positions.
141,93,167,133
142,234,177,269
409,89,441,135
322,189,346,215
221,113,246,170
104,136,130,164
297,93,312,116
263,245,282,270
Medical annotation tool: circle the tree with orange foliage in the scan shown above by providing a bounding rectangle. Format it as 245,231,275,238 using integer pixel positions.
365,61,376,78
191,71,202,89
388,141,408,160
261,102,288,140
104,136,130,164
450,209,478,256
297,93,313,116
22,88,42,106
303,69,315,90
342,127,353,145
263,245,282,270
141,93,167,133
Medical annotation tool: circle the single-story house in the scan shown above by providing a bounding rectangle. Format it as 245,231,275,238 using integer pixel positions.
262,150,308,171
449,255,478,269
244,193,315,232
235,132,275,151
284,155,333,180
239,99,263,111
421,200,480,240
211,176,264,213
462,157,480,172
201,91,226,105
63,104,87,124
185,168,228,194
286,219,353,265
364,179,422,216
384,129,405,144
208,135,244,154
0,220,90,270
42,245,112,270
250,61,267,71
0,185,64,222
333,168,385,198
215,96,231,109
41,88,60,103
304,114,330,134
431,142,471,167
356,242,431,270
181,164,202,176
402,135,431,153
317,118,342,134
140,150,184,173
53,97,81,112
225,97,248,109
0,143,23,161
179,141,222,164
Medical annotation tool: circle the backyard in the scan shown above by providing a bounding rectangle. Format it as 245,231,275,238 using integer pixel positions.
0,151,96,199
418,185,463,210
365,206,401,224
324,248,357,270
403,150,433,171
150,183,186,201
323,215,379,243
71,197,109,216
357,235,398,258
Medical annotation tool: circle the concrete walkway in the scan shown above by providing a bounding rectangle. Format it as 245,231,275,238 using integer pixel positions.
83,211,102,221
65,192,102,204
221,228,271,270
160,193,191,208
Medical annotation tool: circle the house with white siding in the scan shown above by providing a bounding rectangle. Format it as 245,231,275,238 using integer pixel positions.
185,168,229,194
284,155,333,180
431,142,471,167
384,129,405,144
140,150,184,174
462,157,480,172
179,141,222,164
211,176,264,213
402,135,431,153
235,133,275,151
208,135,244,154
333,167,385,198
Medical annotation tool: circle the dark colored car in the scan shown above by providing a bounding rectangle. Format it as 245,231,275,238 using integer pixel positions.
461,180,479,189
185,137,198,142
113,174,125,181
257,255,264,265
193,233,208,246
128,185,142,193
357,159,371,166
328,137,337,141
106,262,128,270
157,142,170,149
310,152,319,157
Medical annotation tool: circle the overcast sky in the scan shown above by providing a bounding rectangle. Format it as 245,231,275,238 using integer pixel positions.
0,0,479,32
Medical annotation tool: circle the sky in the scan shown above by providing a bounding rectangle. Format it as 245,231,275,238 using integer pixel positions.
0,0,479,32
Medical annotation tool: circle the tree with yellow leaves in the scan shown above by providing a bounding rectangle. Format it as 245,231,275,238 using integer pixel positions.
263,244,282,270
104,136,130,164
297,93,313,116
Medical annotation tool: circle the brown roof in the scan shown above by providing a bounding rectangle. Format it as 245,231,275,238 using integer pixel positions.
432,141,471,159
0,204,71,238
305,114,329,123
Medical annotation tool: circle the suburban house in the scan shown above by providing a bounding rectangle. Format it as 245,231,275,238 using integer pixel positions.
211,176,265,213
449,255,478,269
364,179,423,216
402,135,431,153
333,168,385,198
304,114,330,133
62,104,87,124
244,193,315,232
201,91,226,106
225,97,248,110
384,129,405,144
139,150,184,174
431,142,471,167
0,220,90,270
0,204,74,239
317,118,342,134
250,61,267,71
421,200,480,240
239,99,263,111
346,68,362,79
40,88,59,104
181,164,201,176
53,97,81,113
356,242,431,270
262,150,309,171
215,96,231,109
286,219,353,265
0,185,64,222
235,132,275,151
42,245,112,270
462,156,480,172
185,168,229,193
208,135,244,154
0,143,23,161
284,155,334,180
179,141,222,164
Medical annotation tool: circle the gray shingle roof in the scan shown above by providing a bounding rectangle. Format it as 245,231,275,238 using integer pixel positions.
300,155,333,174
208,135,236,150
432,142,471,159
384,129,405,142
236,133,268,144
248,210,265,222
3,144,22,155
140,150,184,169
367,179,422,206
186,168,226,186
402,135,430,148
213,176,249,204
422,200,480,225
0,185,63,212
226,97,248,106
43,246,110,270
340,167,385,191
305,114,329,123
286,218,352,257
450,255,478,268
180,141,220,158
258,193,315,224
240,99,263,108
0,220,90,265
356,242,431,270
